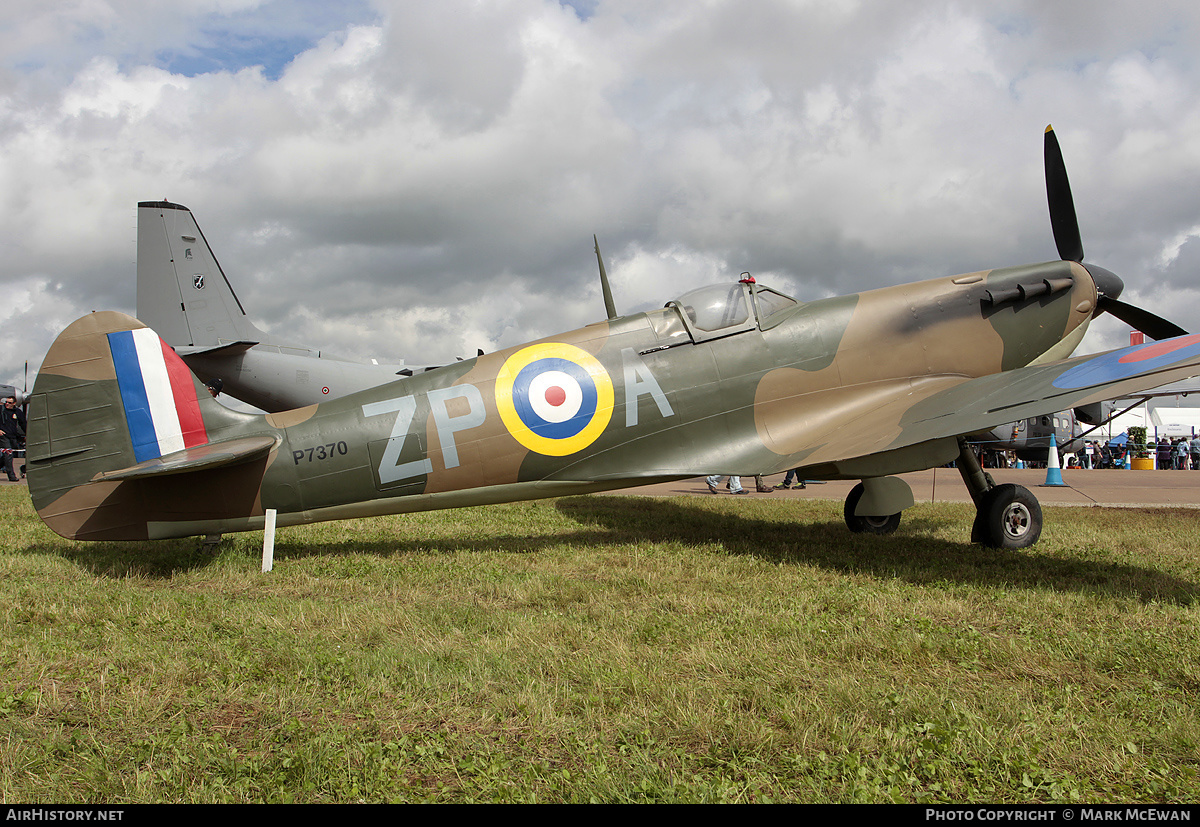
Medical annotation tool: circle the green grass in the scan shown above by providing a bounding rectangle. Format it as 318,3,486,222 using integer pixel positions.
1,486,1197,802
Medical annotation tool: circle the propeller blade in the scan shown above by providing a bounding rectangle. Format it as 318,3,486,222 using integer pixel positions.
1044,125,1084,263
1098,296,1189,340
1043,128,1185,342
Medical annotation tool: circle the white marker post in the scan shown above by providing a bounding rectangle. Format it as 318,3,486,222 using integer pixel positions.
262,508,277,572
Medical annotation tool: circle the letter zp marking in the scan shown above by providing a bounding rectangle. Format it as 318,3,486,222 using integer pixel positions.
361,396,432,484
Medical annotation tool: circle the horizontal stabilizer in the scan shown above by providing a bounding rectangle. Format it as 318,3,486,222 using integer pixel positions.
95,435,279,481
175,341,258,357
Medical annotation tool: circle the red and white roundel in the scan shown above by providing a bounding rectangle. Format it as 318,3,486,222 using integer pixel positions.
526,370,583,424
322,387,330,395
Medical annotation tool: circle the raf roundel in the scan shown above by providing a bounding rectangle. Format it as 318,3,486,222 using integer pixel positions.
1052,333,1200,390
495,343,615,456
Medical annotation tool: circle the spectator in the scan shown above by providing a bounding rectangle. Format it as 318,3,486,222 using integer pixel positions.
0,397,25,482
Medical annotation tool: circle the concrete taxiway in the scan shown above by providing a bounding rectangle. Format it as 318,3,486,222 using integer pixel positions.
618,468,1200,508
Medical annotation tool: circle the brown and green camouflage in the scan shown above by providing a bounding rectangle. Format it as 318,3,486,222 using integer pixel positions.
25,257,1200,545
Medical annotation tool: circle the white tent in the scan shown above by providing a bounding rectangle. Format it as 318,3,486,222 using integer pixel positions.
1084,408,1151,444
1080,406,1200,445
1150,407,1200,438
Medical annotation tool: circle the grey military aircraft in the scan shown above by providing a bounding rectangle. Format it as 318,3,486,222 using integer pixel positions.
0,385,24,407
136,200,443,412
25,127,1200,550
1,361,30,408
973,411,1083,466
978,380,1200,467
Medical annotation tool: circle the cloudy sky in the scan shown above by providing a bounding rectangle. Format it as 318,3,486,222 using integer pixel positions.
3,0,1200,392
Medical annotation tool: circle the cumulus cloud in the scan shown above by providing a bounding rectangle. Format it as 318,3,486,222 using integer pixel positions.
3,0,1200,392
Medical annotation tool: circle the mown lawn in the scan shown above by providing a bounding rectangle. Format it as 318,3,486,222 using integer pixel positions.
1,486,1197,802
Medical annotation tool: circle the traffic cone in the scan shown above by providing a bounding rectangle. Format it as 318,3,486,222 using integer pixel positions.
1041,432,1068,487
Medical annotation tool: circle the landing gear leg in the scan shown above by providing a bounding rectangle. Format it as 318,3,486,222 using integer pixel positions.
201,533,222,552
957,438,1042,548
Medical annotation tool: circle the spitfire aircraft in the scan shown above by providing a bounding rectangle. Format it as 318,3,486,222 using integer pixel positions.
25,127,1200,550
136,200,443,412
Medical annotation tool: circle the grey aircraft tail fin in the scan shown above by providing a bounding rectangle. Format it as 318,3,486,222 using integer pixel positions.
136,201,265,349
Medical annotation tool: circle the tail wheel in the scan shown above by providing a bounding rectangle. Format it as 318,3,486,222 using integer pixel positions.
843,482,901,535
974,483,1042,549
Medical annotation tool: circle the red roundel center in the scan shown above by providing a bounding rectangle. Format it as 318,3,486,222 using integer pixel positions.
1118,333,1200,364
545,385,567,407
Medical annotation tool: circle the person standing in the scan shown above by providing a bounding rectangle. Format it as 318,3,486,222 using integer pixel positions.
0,397,25,482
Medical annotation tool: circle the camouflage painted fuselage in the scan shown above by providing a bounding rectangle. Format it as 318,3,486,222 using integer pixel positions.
28,259,1107,540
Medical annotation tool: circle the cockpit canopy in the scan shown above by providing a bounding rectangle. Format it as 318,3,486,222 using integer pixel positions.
663,280,799,343
673,283,751,331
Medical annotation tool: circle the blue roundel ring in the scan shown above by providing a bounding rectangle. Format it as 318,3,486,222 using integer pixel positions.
511,358,598,439
496,343,615,456
1052,334,1200,390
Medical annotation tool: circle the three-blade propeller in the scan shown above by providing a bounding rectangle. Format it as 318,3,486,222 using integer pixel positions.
1044,125,1186,340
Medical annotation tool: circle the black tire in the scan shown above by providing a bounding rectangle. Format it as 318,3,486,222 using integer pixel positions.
843,482,902,535
974,483,1042,549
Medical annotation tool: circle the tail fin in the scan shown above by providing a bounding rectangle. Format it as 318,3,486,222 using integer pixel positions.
136,201,264,350
27,312,278,540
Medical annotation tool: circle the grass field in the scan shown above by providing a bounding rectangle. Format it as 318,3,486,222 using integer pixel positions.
1,484,1197,803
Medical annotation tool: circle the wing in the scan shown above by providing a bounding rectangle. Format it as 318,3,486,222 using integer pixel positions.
807,333,1200,469
554,334,1200,481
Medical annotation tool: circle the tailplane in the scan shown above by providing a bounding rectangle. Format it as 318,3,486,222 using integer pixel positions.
27,312,278,540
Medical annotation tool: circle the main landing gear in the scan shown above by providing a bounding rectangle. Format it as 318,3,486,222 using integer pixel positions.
956,437,1042,548
841,438,1043,548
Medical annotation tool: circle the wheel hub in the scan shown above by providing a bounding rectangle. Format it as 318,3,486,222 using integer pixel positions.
1001,502,1032,540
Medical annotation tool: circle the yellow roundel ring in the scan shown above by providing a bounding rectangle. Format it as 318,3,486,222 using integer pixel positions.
495,342,614,456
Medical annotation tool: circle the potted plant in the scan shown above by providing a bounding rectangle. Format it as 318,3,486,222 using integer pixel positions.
1128,426,1153,470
